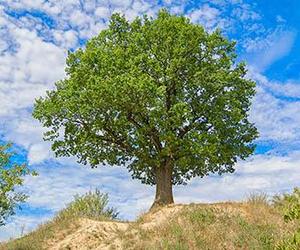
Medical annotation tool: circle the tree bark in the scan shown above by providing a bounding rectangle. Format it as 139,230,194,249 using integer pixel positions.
151,160,174,209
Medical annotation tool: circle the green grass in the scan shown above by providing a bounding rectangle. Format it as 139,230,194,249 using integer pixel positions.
233,216,275,249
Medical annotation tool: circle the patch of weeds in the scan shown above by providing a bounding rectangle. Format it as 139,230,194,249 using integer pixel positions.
170,223,184,238
234,217,275,250
185,207,216,227
160,238,190,250
247,192,269,206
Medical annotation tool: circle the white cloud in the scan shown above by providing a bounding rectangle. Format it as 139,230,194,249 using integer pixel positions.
0,26,65,118
276,15,286,23
248,69,300,142
251,86,300,141
0,214,50,242
244,29,296,71
176,152,300,204
28,143,52,165
95,6,111,19
53,30,78,48
231,3,260,21
265,81,300,99
188,4,221,30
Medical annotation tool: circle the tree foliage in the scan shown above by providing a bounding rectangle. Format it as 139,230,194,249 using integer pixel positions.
0,143,34,226
33,10,258,186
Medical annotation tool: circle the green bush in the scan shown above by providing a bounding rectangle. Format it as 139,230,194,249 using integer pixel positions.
273,188,300,220
56,189,118,221
274,188,300,249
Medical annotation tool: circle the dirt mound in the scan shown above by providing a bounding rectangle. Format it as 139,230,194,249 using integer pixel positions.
139,204,184,230
48,204,184,250
2,202,295,249
48,219,130,250
46,203,262,249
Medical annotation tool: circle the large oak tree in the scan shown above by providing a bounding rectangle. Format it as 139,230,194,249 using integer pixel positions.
33,10,258,208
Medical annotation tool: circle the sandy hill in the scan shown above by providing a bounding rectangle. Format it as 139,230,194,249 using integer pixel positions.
1,201,297,249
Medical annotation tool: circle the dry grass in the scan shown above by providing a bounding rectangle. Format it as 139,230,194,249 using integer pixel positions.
0,189,118,250
246,192,270,206
0,216,80,250
1,201,297,249
116,202,298,250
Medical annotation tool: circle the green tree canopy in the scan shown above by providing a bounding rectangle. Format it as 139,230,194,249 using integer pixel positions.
0,143,34,226
33,10,258,207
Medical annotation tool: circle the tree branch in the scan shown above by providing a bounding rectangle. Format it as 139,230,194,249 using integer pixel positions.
71,117,134,154
127,111,162,152
102,123,134,153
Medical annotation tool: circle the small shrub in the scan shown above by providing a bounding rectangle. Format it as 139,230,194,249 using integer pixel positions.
247,192,269,206
274,188,300,249
273,188,300,216
56,189,118,221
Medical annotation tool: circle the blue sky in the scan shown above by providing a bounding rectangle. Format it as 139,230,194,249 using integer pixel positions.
1,0,300,241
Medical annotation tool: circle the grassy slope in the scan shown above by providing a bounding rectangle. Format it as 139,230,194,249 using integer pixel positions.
1,200,297,250
121,202,296,250
0,216,81,250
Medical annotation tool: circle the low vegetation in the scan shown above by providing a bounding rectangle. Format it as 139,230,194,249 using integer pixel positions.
113,191,300,249
56,189,118,221
0,189,118,250
117,202,297,250
2,190,300,249
273,188,300,249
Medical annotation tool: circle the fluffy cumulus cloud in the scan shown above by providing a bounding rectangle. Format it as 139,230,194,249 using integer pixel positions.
176,151,300,203
0,0,299,241
188,4,221,30
244,28,297,71
248,69,300,143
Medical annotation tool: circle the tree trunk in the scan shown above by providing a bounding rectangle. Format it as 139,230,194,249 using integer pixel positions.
151,160,174,209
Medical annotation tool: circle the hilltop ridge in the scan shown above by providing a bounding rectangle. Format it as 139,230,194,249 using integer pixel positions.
1,200,297,249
